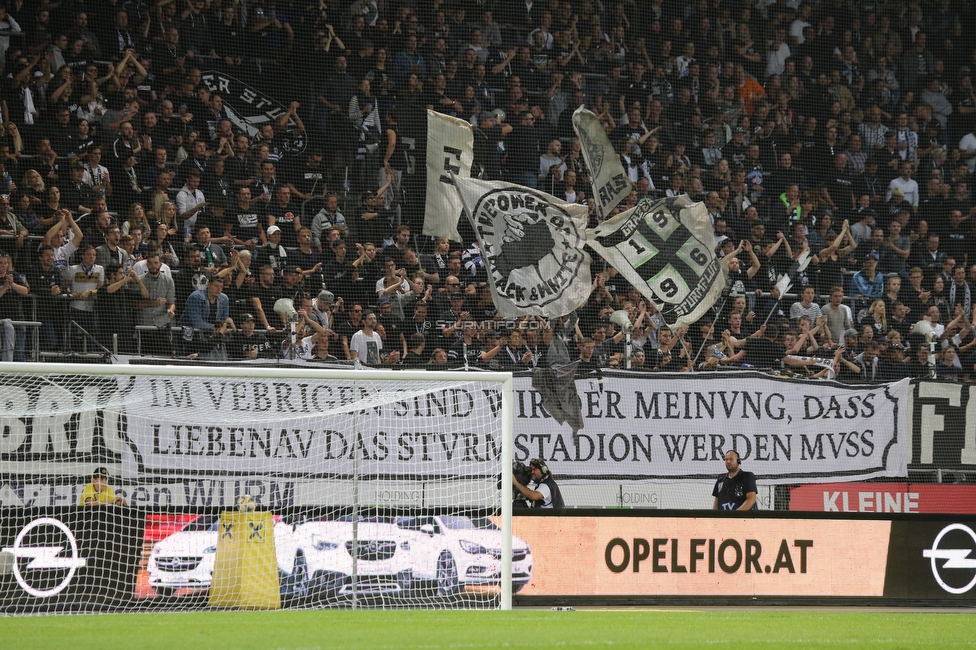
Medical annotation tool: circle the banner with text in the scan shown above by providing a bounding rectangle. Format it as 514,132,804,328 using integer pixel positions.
0,372,908,486
789,483,976,514
513,514,976,601
510,373,909,482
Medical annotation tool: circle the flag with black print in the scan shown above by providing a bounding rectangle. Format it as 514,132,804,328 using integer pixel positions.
585,195,727,330
453,176,591,318
572,107,630,219
423,110,474,242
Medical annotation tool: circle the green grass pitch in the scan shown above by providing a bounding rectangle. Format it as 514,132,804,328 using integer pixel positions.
1,609,974,649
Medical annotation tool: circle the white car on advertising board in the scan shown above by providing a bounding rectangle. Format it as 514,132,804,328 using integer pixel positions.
297,518,414,599
147,516,307,598
394,515,533,594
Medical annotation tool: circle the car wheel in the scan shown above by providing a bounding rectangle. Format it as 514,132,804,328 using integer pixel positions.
309,570,344,603
397,570,413,598
436,552,459,597
153,586,175,598
281,551,309,601
512,582,527,594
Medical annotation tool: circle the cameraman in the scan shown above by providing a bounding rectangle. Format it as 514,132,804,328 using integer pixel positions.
513,459,565,509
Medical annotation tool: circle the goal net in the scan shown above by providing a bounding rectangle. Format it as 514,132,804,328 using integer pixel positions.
0,363,515,614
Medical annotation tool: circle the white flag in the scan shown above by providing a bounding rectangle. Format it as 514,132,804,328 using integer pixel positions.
572,106,630,218
453,177,592,318
424,110,474,242
585,195,727,330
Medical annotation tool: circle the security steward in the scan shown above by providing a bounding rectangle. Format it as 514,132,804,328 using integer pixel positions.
712,450,758,510
513,458,565,509
79,467,127,506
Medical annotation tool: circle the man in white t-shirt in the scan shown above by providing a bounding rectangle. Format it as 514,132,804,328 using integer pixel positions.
175,170,208,231
349,310,400,365
81,145,111,198
887,161,919,208
132,243,173,278
789,3,812,45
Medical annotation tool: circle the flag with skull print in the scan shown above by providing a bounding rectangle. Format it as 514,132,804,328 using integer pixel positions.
452,176,592,318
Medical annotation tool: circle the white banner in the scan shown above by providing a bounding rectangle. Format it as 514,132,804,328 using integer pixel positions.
453,176,592,318
586,195,727,330
572,106,630,218
423,110,474,242
511,374,909,482
0,373,908,487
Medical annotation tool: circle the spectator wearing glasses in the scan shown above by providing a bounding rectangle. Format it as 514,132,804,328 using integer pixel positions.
433,275,462,314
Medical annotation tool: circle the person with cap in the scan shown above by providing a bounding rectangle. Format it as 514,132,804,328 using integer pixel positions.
712,450,757,510
279,264,306,305
472,110,511,179
722,126,749,166
439,291,470,340
851,251,885,300
355,178,395,248
309,289,336,330
513,458,564,509
79,467,127,506
229,312,271,360
254,223,289,273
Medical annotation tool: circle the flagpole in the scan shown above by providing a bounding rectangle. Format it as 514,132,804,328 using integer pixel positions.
692,294,729,366
761,291,786,328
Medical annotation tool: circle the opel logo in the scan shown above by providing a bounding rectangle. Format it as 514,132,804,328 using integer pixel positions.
922,524,976,595
1,517,87,598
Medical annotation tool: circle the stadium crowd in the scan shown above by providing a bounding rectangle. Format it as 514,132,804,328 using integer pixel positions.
0,0,973,382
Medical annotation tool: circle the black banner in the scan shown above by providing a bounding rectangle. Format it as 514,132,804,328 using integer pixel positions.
908,381,976,471
883,520,976,599
0,508,144,613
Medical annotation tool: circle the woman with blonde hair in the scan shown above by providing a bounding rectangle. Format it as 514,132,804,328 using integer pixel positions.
155,201,178,234
121,202,151,236
151,190,177,226
20,169,44,203
860,298,888,335
1,122,23,158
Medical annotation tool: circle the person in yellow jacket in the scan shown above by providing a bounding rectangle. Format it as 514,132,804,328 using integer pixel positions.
79,467,127,506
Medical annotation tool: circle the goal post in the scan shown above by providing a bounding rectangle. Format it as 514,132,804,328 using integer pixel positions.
0,362,515,612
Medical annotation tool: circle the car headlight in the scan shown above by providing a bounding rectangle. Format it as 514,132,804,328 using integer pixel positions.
203,546,217,555
313,539,339,552
459,539,488,555
400,541,410,551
